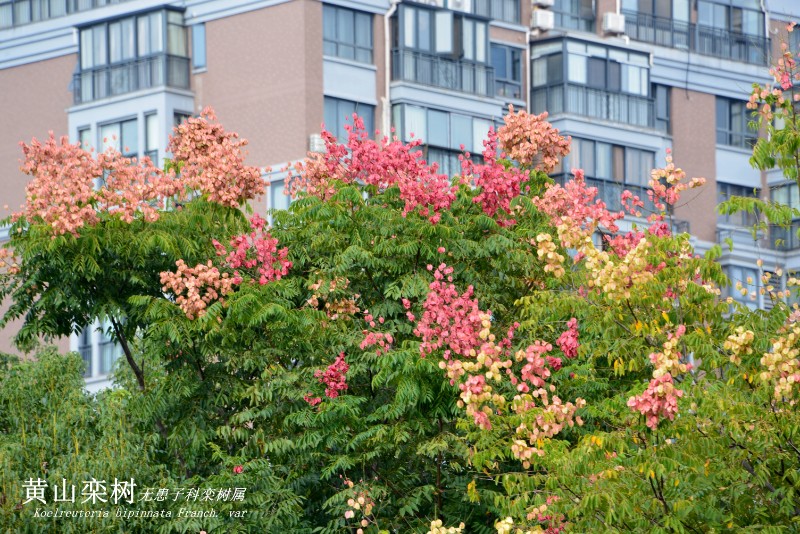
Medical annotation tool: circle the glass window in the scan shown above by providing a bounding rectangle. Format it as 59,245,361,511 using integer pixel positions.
491,44,522,99
716,97,756,148
78,326,92,378
451,114,472,150
568,54,587,83
145,113,158,163
435,11,453,53
270,179,290,211
192,24,206,69
405,105,427,143
324,5,373,63
472,119,491,153
654,84,671,133
78,127,92,151
718,182,759,226
324,97,375,142
100,118,137,157
167,11,187,56
428,109,449,147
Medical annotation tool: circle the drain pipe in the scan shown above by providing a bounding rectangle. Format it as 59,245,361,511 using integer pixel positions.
382,0,401,137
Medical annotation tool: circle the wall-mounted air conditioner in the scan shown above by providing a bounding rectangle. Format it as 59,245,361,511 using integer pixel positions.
532,0,554,7
416,0,444,7
603,12,626,34
448,0,472,13
531,9,554,31
309,134,325,153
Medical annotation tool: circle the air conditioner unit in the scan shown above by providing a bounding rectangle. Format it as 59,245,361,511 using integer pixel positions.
603,12,626,34
448,0,472,13
531,9,554,31
532,0,554,7
309,133,325,153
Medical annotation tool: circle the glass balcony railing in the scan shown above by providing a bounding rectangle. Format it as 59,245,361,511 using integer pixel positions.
72,54,190,105
391,49,495,98
623,10,770,66
769,222,800,250
532,83,655,129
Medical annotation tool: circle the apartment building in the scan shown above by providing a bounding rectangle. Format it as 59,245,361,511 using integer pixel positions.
0,0,798,389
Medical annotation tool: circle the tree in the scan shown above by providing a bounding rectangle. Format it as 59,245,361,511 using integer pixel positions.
2,87,800,534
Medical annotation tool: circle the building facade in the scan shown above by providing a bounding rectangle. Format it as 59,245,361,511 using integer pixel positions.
1,0,799,389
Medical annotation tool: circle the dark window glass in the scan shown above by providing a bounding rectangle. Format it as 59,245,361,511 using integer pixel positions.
324,97,375,142
323,5,373,63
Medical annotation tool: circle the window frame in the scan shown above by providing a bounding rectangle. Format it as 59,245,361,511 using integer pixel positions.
323,96,376,142
323,4,373,64
716,96,757,148
490,43,522,100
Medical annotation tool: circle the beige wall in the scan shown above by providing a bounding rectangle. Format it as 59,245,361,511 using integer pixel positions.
595,0,616,36
0,55,74,220
670,89,718,242
0,55,74,357
194,0,323,168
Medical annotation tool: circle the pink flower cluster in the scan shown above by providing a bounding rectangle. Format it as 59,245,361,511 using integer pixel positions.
496,105,571,172
288,115,456,223
460,128,531,225
533,169,623,248
17,107,265,236
314,352,349,399
648,150,705,212
168,107,265,208
17,135,174,235
556,318,579,359
415,264,484,360
160,260,237,319
212,214,291,285
627,373,684,430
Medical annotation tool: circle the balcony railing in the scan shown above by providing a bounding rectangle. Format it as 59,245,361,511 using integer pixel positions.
769,222,800,250
392,49,495,98
472,0,520,24
552,10,594,32
553,175,660,216
72,54,190,105
532,83,655,128
623,10,770,65
0,0,135,29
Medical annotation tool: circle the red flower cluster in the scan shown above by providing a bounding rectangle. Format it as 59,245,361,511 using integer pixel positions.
159,260,237,320
496,105,571,172
212,214,291,285
627,373,684,430
314,352,349,399
415,264,484,360
288,115,456,223
556,318,579,359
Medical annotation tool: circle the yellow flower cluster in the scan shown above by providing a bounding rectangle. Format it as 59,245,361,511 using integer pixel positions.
723,327,755,365
427,519,466,534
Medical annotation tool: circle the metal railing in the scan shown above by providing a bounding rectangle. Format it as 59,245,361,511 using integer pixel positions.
552,10,595,32
623,10,770,65
769,222,800,250
532,83,655,128
552,175,660,216
73,54,190,105
496,80,522,100
0,0,134,29
392,49,495,98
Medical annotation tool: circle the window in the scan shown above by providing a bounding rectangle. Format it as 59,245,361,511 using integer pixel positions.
724,265,759,309
78,127,92,151
491,44,522,99
562,138,655,186
98,319,122,375
717,182,759,226
698,1,764,36
76,10,189,103
100,118,137,157
145,113,158,163
392,104,492,154
174,112,192,126
473,0,520,24
270,179,290,211
654,84,671,134
324,97,375,142
716,97,757,148
78,327,92,377
553,0,594,31
531,52,563,87
323,5,373,63
192,24,206,69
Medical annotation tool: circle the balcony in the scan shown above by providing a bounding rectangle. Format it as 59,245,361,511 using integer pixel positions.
623,11,770,66
552,10,594,32
532,83,655,129
769,222,800,250
72,54,190,105
553,175,661,217
392,49,495,98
